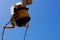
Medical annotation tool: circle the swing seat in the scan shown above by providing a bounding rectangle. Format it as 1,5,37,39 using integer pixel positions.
15,17,30,27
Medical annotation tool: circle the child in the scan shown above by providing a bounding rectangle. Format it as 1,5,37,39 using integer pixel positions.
4,0,32,28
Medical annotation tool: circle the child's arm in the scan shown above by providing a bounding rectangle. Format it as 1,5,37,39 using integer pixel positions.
4,17,15,28
4,24,15,28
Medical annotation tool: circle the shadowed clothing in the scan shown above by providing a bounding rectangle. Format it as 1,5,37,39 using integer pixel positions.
11,7,30,27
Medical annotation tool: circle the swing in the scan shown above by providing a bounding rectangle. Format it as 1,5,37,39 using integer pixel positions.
2,0,32,40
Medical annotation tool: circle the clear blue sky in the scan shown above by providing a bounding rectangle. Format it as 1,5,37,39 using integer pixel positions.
0,0,60,40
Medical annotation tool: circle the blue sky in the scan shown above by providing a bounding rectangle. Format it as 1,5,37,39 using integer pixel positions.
0,0,60,40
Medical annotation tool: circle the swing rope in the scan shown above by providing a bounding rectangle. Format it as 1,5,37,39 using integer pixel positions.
23,28,28,40
1,21,10,40
23,23,29,40
1,21,29,40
